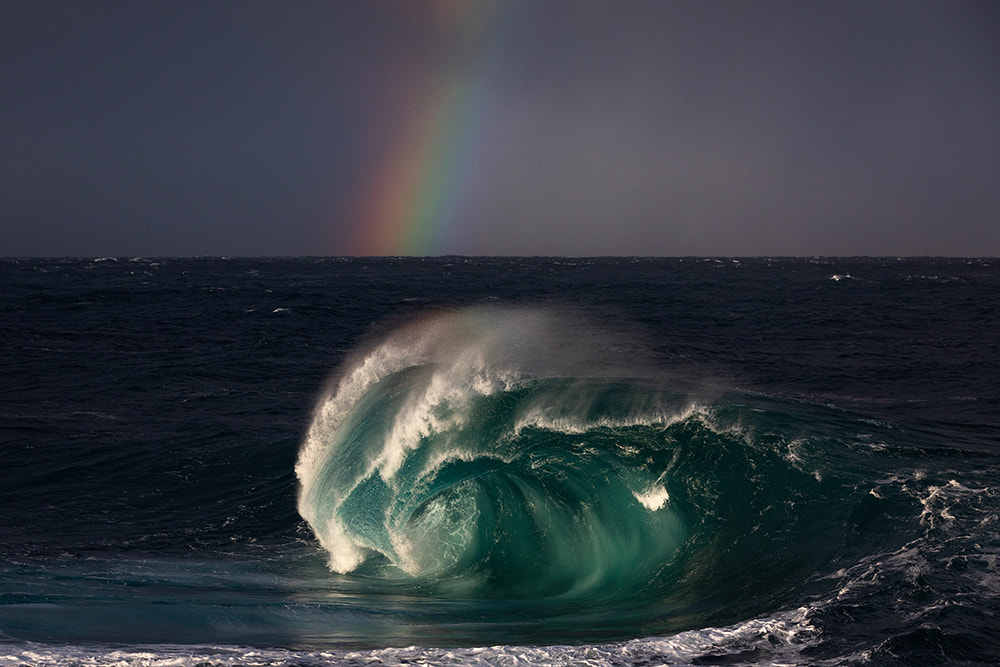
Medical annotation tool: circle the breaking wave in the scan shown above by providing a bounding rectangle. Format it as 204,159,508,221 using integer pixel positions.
296,307,887,636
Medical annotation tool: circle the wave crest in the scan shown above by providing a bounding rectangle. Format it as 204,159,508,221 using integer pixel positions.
297,307,849,612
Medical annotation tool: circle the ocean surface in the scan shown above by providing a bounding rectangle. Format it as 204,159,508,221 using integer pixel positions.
1,257,998,666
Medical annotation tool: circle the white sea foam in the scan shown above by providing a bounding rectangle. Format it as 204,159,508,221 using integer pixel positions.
0,607,822,666
314,515,367,573
513,400,703,437
633,483,670,511
377,359,517,482
917,479,988,530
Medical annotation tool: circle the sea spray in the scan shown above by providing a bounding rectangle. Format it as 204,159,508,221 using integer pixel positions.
297,306,855,617
5,258,1000,661
297,307,693,593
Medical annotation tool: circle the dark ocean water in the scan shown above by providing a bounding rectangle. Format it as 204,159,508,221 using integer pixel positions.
1,257,998,666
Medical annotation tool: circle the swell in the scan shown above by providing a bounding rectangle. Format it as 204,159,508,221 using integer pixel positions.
296,306,886,628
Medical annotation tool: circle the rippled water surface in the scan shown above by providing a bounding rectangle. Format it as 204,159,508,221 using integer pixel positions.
2,257,998,665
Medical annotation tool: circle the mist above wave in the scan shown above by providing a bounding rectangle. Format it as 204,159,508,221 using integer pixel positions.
294,306,863,631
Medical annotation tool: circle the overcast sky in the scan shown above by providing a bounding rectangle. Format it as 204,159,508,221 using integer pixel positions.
2,0,998,257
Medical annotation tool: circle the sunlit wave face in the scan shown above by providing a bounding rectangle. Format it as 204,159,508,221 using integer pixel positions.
296,305,871,638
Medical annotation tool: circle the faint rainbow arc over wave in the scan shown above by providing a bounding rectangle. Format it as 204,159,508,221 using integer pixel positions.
348,2,500,257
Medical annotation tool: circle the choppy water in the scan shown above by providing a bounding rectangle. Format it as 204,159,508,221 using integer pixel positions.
2,257,998,665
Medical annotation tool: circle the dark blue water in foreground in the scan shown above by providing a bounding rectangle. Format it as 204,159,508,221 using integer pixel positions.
2,257,998,666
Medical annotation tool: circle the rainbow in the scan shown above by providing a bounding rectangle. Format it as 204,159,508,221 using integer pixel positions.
348,1,505,256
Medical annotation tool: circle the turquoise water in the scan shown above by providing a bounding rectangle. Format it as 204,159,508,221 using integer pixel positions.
2,257,999,665
293,305,976,647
